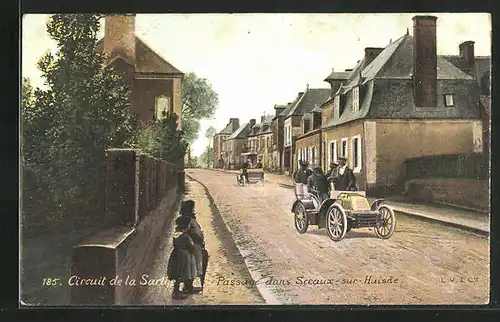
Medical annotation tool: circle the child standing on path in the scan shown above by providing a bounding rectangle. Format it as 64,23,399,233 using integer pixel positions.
167,216,199,300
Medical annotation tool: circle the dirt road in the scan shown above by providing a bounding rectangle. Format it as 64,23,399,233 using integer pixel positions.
141,177,264,305
186,169,489,305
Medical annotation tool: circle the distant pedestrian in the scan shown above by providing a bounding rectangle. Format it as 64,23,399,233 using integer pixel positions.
179,200,206,294
167,216,198,300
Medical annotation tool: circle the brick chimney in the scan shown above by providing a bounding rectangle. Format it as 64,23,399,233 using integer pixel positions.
274,105,286,117
104,14,136,66
249,119,256,128
412,15,438,107
364,47,384,65
459,41,475,66
229,118,240,131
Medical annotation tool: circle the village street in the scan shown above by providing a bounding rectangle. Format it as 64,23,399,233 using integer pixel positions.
180,168,489,305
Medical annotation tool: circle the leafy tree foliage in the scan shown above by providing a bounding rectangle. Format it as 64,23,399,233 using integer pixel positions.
22,14,139,230
137,112,188,164
181,73,219,143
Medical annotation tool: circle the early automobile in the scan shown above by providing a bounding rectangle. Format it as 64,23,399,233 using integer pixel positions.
291,181,396,241
236,168,265,186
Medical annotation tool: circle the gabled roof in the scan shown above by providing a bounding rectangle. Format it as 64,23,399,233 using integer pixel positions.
285,88,331,118
227,123,250,140
217,122,234,135
96,36,183,75
323,32,483,129
360,34,473,83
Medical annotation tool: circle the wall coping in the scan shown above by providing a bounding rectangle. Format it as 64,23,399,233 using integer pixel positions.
74,226,136,250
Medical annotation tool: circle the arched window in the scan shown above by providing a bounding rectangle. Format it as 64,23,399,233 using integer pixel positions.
155,96,171,121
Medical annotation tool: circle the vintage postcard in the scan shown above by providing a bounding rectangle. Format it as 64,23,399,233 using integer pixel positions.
20,13,491,306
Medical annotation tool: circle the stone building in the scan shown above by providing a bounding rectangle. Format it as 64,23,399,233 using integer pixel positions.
97,14,183,128
270,104,289,173
320,15,487,195
247,114,274,168
213,118,240,168
282,87,331,174
223,119,256,169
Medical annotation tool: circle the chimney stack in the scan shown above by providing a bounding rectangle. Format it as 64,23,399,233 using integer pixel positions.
274,105,286,117
459,41,475,66
229,118,240,131
364,47,384,65
249,119,256,128
412,15,438,107
104,14,136,66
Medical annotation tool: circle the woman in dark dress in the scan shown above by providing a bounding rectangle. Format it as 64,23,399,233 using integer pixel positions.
167,216,198,300
179,200,206,294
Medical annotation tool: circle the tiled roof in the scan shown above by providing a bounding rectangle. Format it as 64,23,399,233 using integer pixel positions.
323,32,484,129
286,88,331,117
218,122,234,135
96,37,183,75
324,71,350,81
227,123,250,140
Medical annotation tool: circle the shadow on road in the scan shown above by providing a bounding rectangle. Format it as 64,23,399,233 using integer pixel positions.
306,228,375,239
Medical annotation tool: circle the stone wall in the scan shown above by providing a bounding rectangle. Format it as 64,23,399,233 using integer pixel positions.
404,178,489,212
71,149,184,305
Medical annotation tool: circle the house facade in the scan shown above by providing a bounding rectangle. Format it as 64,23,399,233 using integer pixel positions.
247,115,274,168
97,14,183,128
283,88,331,174
271,104,289,173
320,15,486,196
223,119,256,169
213,118,240,168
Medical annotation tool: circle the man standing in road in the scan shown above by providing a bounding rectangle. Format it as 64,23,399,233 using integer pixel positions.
293,160,312,184
240,158,251,183
333,156,357,191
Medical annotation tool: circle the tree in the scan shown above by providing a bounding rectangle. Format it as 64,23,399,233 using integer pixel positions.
137,112,188,164
204,126,217,168
181,73,219,143
22,14,139,228
200,146,214,169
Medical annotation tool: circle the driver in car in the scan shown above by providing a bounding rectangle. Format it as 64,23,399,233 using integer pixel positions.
333,156,357,191
307,163,330,203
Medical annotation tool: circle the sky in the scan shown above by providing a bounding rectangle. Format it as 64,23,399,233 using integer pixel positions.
22,13,491,157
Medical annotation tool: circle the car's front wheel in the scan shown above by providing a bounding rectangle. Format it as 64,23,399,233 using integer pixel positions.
375,205,396,239
325,204,347,241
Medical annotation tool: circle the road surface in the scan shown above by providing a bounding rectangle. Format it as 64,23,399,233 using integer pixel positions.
186,168,489,305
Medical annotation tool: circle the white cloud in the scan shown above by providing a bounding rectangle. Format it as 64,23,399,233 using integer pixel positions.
22,13,491,156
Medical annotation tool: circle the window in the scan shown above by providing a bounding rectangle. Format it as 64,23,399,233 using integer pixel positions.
303,119,311,133
328,141,337,165
341,138,348,158
311,146,316,164
155,96,171,121
352,87,359,112
351,135,362,172
444,94,454,107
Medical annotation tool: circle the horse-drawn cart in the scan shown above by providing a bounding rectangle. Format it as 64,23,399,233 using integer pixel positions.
291,182,396,241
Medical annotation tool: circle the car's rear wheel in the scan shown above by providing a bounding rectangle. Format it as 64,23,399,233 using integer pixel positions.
326,204,347,241
375,205,396,239
294,202,309,234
